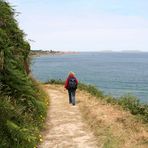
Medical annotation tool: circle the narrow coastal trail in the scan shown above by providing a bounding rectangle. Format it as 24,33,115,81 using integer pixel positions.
39,84,98,148
39,84,148,148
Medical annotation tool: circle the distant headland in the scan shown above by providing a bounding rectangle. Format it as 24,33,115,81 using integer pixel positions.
30,50,79,57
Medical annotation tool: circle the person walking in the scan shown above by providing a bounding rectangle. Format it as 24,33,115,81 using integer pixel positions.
64,72,78,105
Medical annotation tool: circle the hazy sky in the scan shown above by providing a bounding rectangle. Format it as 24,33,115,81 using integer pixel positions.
8,0,148,51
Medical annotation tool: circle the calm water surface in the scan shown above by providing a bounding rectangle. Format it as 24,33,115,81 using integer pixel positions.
31,52,148,103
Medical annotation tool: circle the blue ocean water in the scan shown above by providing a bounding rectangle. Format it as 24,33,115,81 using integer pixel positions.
31,52,148,103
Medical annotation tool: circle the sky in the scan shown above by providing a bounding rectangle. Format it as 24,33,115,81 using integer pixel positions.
8,0,148,51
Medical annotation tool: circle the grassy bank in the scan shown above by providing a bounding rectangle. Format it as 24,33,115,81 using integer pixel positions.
78,89,148,147
78,83,148,123
0,81,49,147
0,1,48,147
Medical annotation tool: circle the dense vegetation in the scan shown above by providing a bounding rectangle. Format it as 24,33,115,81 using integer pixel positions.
0,1,48,147
30,50,62,56
48,79,148,122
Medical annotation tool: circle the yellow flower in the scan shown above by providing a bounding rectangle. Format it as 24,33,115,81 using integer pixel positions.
40,138,43,142
39,135,42,138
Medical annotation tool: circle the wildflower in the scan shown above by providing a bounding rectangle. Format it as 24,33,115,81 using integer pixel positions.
40,138,43,142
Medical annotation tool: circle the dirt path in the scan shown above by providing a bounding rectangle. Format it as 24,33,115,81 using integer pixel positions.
39,85,98,148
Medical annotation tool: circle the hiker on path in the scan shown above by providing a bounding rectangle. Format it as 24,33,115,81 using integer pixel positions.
64,72,78,105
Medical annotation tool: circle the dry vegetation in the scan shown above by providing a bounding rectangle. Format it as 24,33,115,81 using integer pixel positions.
77,90,148,148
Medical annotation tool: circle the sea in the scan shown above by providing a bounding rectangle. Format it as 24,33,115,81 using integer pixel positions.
31,52,148,103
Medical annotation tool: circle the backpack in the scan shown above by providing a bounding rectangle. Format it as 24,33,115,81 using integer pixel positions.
68,78,77,89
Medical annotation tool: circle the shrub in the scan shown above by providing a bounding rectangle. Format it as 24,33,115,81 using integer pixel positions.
118,95,148,122
118,95,140,114
47,79,64,85
78,83,104,98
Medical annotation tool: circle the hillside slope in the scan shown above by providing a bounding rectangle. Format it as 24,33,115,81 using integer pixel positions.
0,1,48,147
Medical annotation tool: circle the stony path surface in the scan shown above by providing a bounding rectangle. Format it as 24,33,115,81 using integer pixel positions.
39,85,97,148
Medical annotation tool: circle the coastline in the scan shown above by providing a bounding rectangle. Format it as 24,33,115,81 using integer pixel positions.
30,50,80,57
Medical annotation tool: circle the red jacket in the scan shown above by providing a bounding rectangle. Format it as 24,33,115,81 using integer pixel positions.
64,75,78,89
